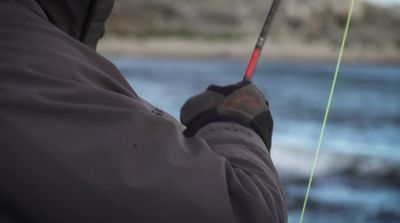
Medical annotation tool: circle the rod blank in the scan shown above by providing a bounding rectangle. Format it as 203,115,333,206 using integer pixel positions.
243,0,281,81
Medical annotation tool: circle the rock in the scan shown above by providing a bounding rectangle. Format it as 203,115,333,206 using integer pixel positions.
102,0,400,60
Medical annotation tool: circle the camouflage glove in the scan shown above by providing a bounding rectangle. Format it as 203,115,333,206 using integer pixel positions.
180,81,273,150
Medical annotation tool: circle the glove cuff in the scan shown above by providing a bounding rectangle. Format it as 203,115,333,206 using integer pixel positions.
183,108,273,151
195,122,269,154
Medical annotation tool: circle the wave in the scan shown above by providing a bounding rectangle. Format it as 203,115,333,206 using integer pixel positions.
272,144,400,185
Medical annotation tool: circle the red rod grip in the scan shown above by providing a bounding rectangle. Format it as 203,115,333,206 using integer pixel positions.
244,47,261,81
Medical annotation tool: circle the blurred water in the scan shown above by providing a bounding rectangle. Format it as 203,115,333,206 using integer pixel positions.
111,56,400,223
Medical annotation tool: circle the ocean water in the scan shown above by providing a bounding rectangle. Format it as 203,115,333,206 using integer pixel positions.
111,57,400,223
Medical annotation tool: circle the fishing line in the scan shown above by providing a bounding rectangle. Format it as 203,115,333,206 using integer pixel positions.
298,0,358,222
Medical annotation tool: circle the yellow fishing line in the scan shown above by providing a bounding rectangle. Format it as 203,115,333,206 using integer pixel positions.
298,0,357,222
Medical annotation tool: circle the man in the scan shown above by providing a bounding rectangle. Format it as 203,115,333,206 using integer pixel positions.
0,0,287,222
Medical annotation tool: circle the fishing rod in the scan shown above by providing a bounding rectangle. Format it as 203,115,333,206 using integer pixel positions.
243,0,281,81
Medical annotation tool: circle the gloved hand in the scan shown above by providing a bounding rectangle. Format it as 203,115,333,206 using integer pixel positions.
180,81,273,150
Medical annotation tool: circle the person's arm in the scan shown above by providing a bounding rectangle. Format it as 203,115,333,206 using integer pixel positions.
1,78,286,223
197,121,287,223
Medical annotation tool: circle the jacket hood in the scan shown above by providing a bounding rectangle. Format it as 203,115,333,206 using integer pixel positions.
34,0,115,49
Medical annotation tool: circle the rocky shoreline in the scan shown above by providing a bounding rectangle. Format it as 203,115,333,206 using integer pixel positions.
99,0,400,63
98,36,400,64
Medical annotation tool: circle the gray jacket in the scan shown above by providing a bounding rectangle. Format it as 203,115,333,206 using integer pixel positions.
0,0,287,222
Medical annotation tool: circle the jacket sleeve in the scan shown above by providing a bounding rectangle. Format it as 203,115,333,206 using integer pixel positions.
125,100,288,223
195,122,287,223
1,92,287,223
118,99,288,223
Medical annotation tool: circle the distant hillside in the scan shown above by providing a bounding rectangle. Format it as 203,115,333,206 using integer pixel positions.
101,0,400,61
